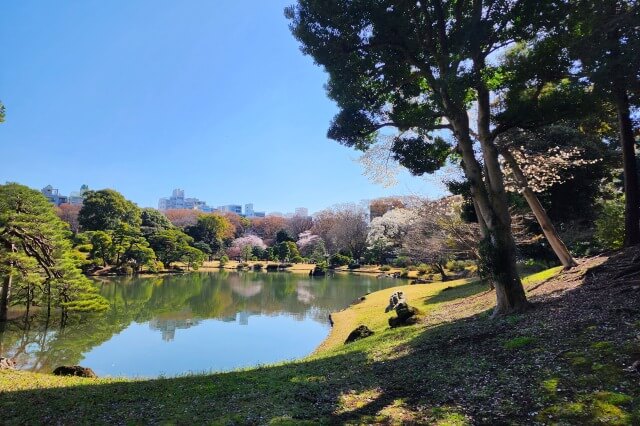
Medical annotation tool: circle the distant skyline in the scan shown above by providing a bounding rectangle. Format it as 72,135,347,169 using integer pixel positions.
0,1,445,213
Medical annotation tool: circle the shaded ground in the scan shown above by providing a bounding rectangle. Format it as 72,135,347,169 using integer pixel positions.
1,249,639,424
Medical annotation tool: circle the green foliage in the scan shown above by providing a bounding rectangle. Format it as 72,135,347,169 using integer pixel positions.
149,229,200,268
504,336,536,350
595,195,625,250
185,215,233,255
79,189,141,231
219,255,229,267
330,253,351,267
445,260,467,273
392,256,411,268
0,183,108,317
275,229,295,244
379,265,391,272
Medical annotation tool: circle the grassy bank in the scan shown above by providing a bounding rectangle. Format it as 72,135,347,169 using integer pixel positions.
2,252,640,424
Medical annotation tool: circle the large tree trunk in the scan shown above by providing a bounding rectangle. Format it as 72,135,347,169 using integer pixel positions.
0,272,12,322
475,80,531,316
613,85,640,246
501,148,578,268
450,113,530,316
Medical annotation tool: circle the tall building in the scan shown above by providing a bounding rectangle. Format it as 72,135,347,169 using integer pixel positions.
68,184,89,205
41,185,68,206
244,203,265,218
158,188,212,211
218,204,242,215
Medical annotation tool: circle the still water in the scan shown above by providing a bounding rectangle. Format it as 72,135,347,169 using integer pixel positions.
0,271,399,377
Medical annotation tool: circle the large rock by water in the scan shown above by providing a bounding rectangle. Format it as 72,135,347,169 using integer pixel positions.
344,325,374,344
52,365,97,378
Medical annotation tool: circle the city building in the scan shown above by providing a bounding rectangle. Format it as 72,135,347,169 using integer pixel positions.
41,185,68,206
68,184,90,205
158,188,213,212
218,204,242,215
244,203,265,218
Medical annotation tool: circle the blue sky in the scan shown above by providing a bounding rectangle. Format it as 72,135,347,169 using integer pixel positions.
0,1,443,213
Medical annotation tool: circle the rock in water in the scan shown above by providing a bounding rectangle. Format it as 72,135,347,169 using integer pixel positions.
53,365,97,378
344,325,374,344
0,357,16,370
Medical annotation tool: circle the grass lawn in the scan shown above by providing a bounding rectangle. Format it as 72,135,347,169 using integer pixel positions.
2,257,639,424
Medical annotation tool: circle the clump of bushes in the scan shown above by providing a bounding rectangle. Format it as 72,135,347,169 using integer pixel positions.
379,265,391,272
219,255,229,267
417,264,431,276
348,263,361,270
330,253,352,267
253,263,263,270
399,268,409,278
446,260,467,272
291,255,303,264
392,256,411,268
595,196,625,250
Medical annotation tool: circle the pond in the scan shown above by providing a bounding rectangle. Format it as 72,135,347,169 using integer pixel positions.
0,271,399,378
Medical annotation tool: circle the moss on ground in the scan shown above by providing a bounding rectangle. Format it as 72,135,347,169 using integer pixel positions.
2,261,639,424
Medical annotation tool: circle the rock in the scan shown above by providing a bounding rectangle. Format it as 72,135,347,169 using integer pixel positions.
53,365,97,378
384,291,417,328
0,357,16,370
385,291,407,313
344,325,374,344
410,278,431,285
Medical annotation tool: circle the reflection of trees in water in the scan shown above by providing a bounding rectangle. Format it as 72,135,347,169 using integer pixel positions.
0,272,398,372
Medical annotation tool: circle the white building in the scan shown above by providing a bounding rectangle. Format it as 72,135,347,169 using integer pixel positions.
158,188,213,212
41,185,68,206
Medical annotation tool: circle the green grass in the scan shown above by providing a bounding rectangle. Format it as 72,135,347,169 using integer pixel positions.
1,265,637,424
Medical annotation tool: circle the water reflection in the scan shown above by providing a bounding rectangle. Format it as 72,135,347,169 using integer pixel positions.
0,271,398,377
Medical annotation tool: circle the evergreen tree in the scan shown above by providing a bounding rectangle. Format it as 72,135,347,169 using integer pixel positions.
0,183,108,321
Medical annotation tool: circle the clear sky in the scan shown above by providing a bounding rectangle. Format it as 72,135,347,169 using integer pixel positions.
0,1,443,213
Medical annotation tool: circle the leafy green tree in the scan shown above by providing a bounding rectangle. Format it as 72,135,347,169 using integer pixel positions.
140,208,173,238
193,241,213,261
79,189,141,231
185,215,234,255
286,0,550,314
0,101,5,123
566,0,640,246
0,183,108,321
181,246,205,271
275,229,294,244
595,194,626,250
89,231,115,267
149,229,202,268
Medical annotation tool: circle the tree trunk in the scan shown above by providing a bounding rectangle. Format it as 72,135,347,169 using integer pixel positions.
613,85,640,246
0,272,12,322
501,148,578,268
453,124,531,315
477,80,531,315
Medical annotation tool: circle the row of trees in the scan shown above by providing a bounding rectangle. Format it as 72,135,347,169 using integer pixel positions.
286,0,640,315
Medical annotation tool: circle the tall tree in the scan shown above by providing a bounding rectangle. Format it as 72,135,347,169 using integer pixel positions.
79,189,141,231
185,214,234,255
287,0,547,314
565,0,640,245
0,183,107,321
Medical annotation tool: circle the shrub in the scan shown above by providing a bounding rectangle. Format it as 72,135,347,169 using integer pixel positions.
392,256,411,268
595,196,625,250
291,255,303,264
219,255,229,267
417,264,431,275
330,253,351,267
348,263,361,270
379,265,391,272
75,243,92,253
446,260,466,272
399,268,409,278
253,263,264,270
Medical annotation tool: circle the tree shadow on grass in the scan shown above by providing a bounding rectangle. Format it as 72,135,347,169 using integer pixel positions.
3,252,640,424
421,279,489,307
